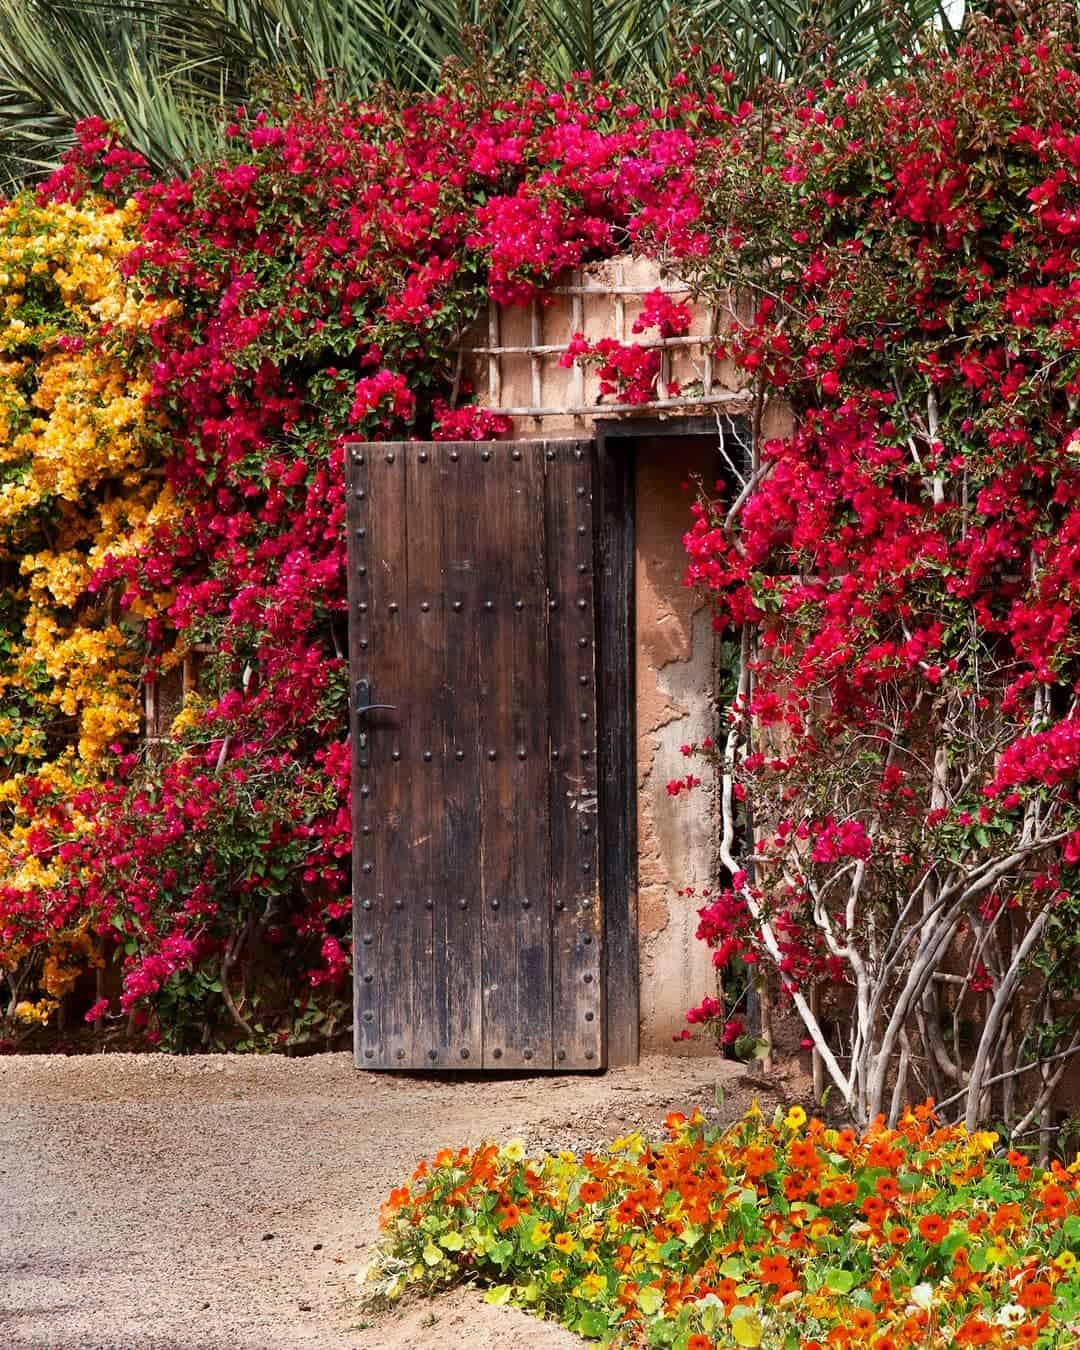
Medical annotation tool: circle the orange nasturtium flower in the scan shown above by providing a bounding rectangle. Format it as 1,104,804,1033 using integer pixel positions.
759,1253,794,1285
497,1203,522,1231
789,1139,819,1169
745,1145,776,1179
1018,1279,1053,1310
1040,1182,1068,1219
917,1214,950,1243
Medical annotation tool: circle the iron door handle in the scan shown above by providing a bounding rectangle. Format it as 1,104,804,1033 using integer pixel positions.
354,678,397,717
354,679,396,767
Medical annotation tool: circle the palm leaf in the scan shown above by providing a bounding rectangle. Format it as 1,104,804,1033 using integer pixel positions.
0,0,960,184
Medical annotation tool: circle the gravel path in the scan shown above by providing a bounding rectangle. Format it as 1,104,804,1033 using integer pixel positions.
0,1050,802,1349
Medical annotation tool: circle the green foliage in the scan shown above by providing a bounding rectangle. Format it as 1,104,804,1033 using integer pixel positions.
370,1107,1080,1346
0,0,955,181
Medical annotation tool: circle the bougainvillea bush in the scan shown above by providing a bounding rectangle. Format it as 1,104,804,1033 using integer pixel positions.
2,80,713,1043
0,186,181,1027
369,1105,1080,1347
668,22,1080,1133
2,10,1080,1089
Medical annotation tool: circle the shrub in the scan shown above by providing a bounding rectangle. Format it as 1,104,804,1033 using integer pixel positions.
668,20,1080,1131
0,187,176,1029
369,1106,1080,1348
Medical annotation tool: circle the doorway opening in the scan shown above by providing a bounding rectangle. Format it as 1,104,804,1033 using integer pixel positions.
597,416,750,1058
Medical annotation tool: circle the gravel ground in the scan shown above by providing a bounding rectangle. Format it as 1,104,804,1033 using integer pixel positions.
0,1050,806,1350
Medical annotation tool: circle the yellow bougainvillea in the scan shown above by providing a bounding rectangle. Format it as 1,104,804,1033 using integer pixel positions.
0,193,179,1024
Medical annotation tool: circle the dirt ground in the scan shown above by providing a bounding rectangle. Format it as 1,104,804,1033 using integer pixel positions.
0,1050,809,1350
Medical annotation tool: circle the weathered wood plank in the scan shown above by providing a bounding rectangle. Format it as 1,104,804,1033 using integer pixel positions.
351,443,419,1067
477,443,553,1068
431,443,484,1066
475,443,515,1068
509,443,553,1068
546,440,604,1069
348,446,377,1067
595,435,639,1067
399,443,441,1066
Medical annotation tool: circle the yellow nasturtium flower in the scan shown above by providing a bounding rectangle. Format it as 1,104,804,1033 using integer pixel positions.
576,1272,606,1300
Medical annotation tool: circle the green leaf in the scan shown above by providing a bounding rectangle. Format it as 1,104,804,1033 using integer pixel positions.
825,1268,856,1294
421,1242,442,1266
483,1285,512,1306
637,1286,664,1316
438,1231,464,1251
574,1309,610,1337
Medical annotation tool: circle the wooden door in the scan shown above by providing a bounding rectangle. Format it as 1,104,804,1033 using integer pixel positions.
347,440,603,1070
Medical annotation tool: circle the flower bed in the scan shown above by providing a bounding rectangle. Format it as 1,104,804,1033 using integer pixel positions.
368,1106,1080,1348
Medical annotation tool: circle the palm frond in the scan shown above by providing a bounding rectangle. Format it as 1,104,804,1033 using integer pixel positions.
0,0,961,185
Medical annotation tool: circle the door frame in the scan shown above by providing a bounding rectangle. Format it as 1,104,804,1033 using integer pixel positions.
595,415,745,1066
347,419,736,1071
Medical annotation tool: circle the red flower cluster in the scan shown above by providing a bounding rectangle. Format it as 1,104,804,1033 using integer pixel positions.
671,25,1080,1124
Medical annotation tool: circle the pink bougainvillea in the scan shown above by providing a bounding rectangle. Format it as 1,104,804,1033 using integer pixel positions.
670,22,1080,1128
